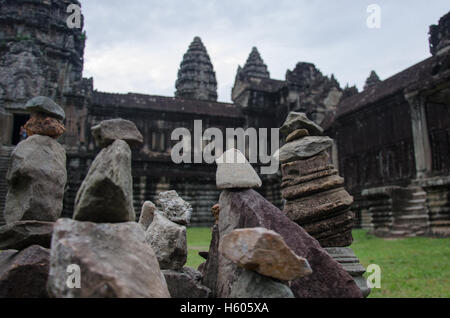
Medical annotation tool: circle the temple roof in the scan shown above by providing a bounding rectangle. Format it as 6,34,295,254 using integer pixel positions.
336,52,450,119
175,36,218,102
92,91,243,119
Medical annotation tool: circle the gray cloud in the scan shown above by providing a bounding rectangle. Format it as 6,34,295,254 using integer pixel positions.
80,0,450,102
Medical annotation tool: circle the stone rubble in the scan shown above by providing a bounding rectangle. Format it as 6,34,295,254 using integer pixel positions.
0,221,54,250
162,267,211,298
219,227,312,281
4,134,67,224
155,190,193,225
145,213,187,270
47,218,170,298
73,139,135,223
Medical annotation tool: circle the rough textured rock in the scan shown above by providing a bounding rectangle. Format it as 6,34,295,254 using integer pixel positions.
212,204,220,224
25,96,65,120
229,269,294,298
73,139,135,223
286,129,309,142
280,112,324,137
47,218,170,298
155,190,193,225
281,153,355,247
325,247,371,298
201,224,220,297
4,135,67,224
279,136,333,163
0,221,54,250
91,118,144,148
212,189,362,298
24,112,65,138
145,213,187,270
219,227,312,281
216,149,262,189
139,201,157,230
0,245,50,298
175,36,218,101
162,267,211,298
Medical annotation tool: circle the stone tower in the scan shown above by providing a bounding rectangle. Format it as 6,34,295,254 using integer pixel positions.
0,0,87,146
238,47,270,79
175,37,218,101
364,70,381,90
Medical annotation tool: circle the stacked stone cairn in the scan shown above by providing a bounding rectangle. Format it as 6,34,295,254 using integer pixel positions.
140,191,211,298
46,118,170,298
278,112,370,297
200,148,363,298
0,96,67,297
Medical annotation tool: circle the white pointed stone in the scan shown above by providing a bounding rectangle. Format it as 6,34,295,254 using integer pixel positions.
215,149,262,190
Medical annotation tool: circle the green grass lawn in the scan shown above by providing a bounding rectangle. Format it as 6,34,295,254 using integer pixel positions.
186,227,450,298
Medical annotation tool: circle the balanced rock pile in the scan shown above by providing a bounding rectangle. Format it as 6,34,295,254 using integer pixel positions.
141,191,210,298
201,148,363,298
47,118,170,298
279,112,369,297
0,96,67,297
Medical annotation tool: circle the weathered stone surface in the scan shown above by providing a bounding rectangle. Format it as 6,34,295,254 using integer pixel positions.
0,221,53,250
216,149,262,190
325,247,371,298
229,269,294,298
286,129,309,142
162,267,211,298
91,118,143,148
201,224,220,297
47,219,170,298
279,136,333,163
145,213,187,270
25,96,65,120
139,201,156,230
281,173,344,199
281,152,331,178
73,139,135,223
156,190,192,225
24,113,65,138
0,245,50,298
4,135,66,224
219,227,312,281
213,189,362,298
280,112,323,137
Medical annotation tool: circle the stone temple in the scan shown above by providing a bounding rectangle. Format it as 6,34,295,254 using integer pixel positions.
0,1,449,236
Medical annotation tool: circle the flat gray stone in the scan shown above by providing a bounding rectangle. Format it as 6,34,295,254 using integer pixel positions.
280,112,323,136
74,139,135,223
4,135,67,224
162,267,211,298
155,191,192,225
91,118,143,148
216,149,262,190
230,269,294,298
25,96,65,120
0,221,54,250
279,136,333,163
47,219,170,298
145,213,187,270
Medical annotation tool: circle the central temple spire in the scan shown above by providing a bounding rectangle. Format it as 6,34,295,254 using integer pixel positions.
175,36,218,101
240,47,270,79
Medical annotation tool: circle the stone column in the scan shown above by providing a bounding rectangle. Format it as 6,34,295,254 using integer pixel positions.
405,92,432,179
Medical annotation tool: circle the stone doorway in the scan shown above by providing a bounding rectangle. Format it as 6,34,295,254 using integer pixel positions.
11,113,29,145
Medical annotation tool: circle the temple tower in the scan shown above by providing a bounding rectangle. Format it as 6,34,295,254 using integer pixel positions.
175,37,218,101
238,47,270,79
364,71,381,90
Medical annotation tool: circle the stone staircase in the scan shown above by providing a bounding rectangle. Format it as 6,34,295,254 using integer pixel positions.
0,146,14,225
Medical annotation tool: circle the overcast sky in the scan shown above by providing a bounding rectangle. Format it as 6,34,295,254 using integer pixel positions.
79,0,449,103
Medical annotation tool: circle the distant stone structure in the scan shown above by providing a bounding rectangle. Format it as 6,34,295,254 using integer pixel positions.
0,1,448,236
